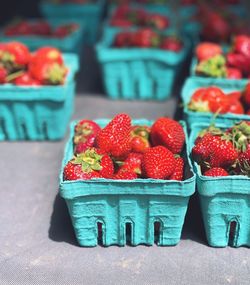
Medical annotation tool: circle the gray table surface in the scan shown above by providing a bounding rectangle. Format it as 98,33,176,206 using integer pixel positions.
0,48,249,285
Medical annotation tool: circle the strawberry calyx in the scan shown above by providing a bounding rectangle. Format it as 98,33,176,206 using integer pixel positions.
71,149,103,173
5,70,25,82
229,122,250,152
196,55,227,78
46,63,67,85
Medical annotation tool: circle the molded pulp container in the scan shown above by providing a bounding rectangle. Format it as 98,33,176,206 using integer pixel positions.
40,0,105,44
0,19,85,55
0,54,79,141
96,29,191,100
189,123,250,248
60,119,196,247
181,77,249,127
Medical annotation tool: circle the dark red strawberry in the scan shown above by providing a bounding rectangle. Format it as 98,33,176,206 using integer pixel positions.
151,117,185,154
238,145,250,175
95,113,132,159
226,52,250,76
204,167,229,176
14,72,41,86
169,156,184,181
133,29,160,48
53,23,79,38
160,37,182,52
113,170,137,180
113,32,131,47
32,21,52,35
233,35,250,59
116,153,143,176
110,18,133,28
195,42,222,62
226,67,242,79
142,146,175,179
0,66,7,84
131,125,150,153
63,148,114,180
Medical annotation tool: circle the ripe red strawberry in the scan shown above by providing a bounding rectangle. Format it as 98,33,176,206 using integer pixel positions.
188,87,229,114
32,47,64,65
14,73,41,86
113,32,131,47
227,91,242,102
227,100,244,114
233,35,250,59
117,153,143,176
74,119,101,145
113,170,137,180
169,156,184,181
242,83,250,108
95,113,132,159
133,29,160,48
29,60,67,85
63,148,114,180
204,167,229,177
226,53,250,76
195,42,222,62
32,21,52,36
226,67,242,79
0,66,7,83
151,117,185,154
1,42,30,68
53,23,79,38
131,125,150,153
142,146,175,179
238,145,250,175
110,18,133,28
160,37,182,52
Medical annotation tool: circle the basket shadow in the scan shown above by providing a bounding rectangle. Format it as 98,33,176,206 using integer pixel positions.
181,192,208,246
48,193,79,247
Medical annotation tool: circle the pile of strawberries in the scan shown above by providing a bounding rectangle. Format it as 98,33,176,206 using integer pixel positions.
63,114,186,181
4,20,79,38
195,37,250,79
110,6,169,30
188,83,250,115
192,121,250,177
113,29,183,51
0,42,67,86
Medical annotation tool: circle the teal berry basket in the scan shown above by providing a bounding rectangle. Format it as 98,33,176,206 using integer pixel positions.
0,54,79,141
40,0,105,44
0,19,85,56
181,77,249,127
59,119,196,247
96,29,191,100
189,122,250,248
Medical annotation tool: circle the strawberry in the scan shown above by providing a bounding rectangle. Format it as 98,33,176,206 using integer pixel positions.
133,29,160,48
238,145,250,176
113,32,131,47
14,72,41,86
110,18,133,28
169,156,184,181
1,42,30,69
53,23,79,38
151,117,185,154
227,91,242,102
95,114,132,159
32,47,64,65
32,21,52,36
226,52,250,76
116,153,142,176
188,87,229,114
63,148,114,181
227,100,244,114
29,60,67,85
195,42,222,62
131,125,150,153
204,167,229,177
226,67,242,79
113,171,137,180
233,35,250,59
0,66,7,84
142,146,175,179
242,83,250,108
160,37,182,52
74,120,101,145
